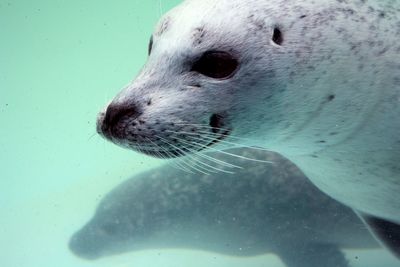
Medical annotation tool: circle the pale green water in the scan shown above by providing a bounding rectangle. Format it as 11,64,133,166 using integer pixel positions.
0,1,399,267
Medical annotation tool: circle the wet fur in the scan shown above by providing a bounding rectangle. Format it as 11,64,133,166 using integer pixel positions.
97,0,400,257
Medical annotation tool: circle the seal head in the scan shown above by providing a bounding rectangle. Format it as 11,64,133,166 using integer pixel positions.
96,0,288,158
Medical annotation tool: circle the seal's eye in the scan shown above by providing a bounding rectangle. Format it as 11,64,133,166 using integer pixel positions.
191,51,238,79
148,36,153,55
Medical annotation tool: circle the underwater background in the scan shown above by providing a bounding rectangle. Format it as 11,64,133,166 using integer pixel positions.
0,0,399,266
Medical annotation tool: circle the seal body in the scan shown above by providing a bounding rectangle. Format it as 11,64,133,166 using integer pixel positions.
69,149,378,267
96,0,400,255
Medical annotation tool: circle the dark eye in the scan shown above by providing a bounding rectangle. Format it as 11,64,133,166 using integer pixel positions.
148,36,153,55
191,51,238,79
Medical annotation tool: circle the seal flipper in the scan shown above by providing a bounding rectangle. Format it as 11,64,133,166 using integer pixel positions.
361,214,400,259
277,243,348,267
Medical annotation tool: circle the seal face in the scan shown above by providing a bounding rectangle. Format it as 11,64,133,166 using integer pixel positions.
96,0,400,256
69,149,378,267
96,0,277,158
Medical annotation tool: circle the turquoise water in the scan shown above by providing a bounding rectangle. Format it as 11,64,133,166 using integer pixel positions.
0,1,399,267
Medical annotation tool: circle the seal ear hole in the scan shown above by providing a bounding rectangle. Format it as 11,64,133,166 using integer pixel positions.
272,27,283,46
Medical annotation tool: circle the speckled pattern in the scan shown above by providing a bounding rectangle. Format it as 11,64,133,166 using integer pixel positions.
69,148,378,267
96,0,400,257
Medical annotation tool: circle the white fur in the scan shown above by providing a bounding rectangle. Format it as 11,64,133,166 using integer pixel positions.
100,0,400,223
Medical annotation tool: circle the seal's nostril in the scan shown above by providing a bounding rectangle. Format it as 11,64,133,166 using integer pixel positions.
102,103,141,133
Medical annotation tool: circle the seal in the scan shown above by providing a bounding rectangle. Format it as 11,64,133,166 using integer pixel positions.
96,0,400,256
69,148,378,267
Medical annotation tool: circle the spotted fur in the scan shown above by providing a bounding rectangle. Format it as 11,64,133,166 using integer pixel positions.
96,0,400,257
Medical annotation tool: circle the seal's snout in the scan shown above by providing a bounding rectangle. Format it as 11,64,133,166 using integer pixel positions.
104,103,141,129
69,232,102,260
99,102,142,138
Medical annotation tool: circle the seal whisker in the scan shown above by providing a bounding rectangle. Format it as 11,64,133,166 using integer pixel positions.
169,129,271,152
185,135,274,164
134,141,160,154
142,138,174,160
175,123,232,132
175,123,267,145
87,132,97,142
165,129,272,164
144,138,193,173
134,142,145,154
164,131,242,170
155,135,214,175
135,142,177,170
166,135,240,173
145,137,197,173
166,129,274,164
155,135,236,174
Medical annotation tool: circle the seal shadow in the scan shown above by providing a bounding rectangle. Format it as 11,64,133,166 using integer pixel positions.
69,148,380,267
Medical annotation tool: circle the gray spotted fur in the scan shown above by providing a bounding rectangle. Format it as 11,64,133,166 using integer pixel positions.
96,0,400,257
